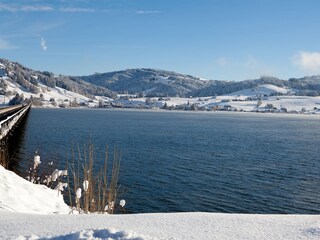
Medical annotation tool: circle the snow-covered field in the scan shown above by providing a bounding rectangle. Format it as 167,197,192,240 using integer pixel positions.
1,166,320,240
108,85,320,114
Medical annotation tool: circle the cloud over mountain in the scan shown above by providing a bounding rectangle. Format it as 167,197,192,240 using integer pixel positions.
293,51,320,74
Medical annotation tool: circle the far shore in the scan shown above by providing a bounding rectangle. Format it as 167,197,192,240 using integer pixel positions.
30,105,320,118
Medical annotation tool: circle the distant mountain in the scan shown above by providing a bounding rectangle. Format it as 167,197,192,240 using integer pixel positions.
192,75,320,97
79,69,211,97
0,58,116,99
80,69,320,97
1,58,320,103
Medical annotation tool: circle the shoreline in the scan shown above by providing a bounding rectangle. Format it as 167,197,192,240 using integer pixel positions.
31,105,320,118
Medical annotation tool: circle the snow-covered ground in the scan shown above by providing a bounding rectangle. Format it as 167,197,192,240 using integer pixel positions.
0,165,69,215
114,85,320,114
1,211,320,240
1,165,320,239
147,95,320,113
227,84,292,96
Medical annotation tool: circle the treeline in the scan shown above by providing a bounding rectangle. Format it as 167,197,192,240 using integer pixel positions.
191,76,320,97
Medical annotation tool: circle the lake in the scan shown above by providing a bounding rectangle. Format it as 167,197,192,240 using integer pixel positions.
12,108,320,214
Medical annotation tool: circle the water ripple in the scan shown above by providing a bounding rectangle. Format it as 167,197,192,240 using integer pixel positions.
15,109,320,214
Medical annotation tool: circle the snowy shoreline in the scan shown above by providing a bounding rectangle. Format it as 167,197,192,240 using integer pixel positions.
31,104,320,118
1,161,320,239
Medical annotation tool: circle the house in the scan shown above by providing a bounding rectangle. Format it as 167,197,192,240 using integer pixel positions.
222,104,232,111
280,107,287,113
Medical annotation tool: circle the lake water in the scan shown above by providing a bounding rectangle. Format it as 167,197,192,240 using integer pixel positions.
13,108,320,214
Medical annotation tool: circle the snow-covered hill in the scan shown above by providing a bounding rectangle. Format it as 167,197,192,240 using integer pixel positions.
80,68,211,97
0,76,114,108
228,84,292,96
1,57,320,112
0,58,115,107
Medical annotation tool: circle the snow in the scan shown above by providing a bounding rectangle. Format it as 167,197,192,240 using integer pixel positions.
155,76,171,84
119,199,126,208
33,155,41,169
76,188,82,199
83,180,89,192
0,165,69,215
2,79,93,107
216,95,320,112
112,94,320,114
1,212,320,239
229,84,291,97
1,165,320,239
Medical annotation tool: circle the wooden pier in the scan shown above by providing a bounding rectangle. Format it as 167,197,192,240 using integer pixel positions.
0,104,31,168
0,104,31,140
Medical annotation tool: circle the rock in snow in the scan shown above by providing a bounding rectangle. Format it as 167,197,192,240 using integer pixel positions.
1,165,320,239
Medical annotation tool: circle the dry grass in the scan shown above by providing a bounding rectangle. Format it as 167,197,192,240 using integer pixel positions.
23,141,123,214
68,142,122,214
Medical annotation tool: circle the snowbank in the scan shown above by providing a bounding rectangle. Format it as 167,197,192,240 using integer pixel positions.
0,165,69,214
0,212,320,239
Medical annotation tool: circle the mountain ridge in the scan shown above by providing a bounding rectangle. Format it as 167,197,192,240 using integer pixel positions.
80,68,320,97
79,68,211,97
1,58,320,101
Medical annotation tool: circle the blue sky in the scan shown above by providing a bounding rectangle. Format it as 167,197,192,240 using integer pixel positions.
1,0,320,81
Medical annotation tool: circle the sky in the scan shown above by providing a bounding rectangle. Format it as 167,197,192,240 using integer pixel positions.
0,0,320,81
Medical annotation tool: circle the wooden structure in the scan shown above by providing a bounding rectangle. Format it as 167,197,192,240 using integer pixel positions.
0,104,31,168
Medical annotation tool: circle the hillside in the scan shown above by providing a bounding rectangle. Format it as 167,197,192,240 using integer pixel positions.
79,68,211,97
191,76,320,97
80,70,320,98
1,58,320,109
0,58,116,105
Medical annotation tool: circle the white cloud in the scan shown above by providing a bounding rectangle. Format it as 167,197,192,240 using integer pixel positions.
0,4,53,12
59,7,95,13
136,10,161,14
20,5,53,12
0,38,15,50
0,4,98,13
293,51,320,73
0,3,15,12
40,37,47,51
